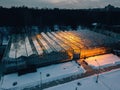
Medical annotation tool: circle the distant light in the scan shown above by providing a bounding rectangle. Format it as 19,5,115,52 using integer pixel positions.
92,23,97,26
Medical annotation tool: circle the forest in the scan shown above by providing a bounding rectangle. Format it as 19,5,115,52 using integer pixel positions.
0,4,120,33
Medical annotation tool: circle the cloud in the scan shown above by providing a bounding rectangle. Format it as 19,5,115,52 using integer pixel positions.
43,0,67,4
0,0,120,9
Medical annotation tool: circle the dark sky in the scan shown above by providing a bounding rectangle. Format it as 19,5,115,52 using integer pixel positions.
0,0,120,9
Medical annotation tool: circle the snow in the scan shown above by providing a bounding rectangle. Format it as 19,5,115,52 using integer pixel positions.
32,37,43,55
85,54,120,69
60,31,83,48
1,61,85,89
45,69,120,90
53,31,80,53
8,30,117,59
25,36,34,56
2,37,8,45
1,73,38,89
9,43,16,58
71,30,116,48
41,32,62,52
16,39,27,58
9,36,33,58
37,61,84,83
37,34,53,53
49,32,70,50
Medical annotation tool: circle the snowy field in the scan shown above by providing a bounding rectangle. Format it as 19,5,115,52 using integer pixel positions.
45,69,120,90
1,61,85,90
85,54,120,69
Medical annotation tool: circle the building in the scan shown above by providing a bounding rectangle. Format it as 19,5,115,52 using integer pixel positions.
2,30,118,74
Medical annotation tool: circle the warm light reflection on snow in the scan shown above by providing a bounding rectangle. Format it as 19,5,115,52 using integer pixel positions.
85,54,120,68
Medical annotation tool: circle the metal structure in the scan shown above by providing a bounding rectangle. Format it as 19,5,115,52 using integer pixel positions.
2,30,118,74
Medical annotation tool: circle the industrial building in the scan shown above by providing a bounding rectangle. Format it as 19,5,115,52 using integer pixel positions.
2,30,118,74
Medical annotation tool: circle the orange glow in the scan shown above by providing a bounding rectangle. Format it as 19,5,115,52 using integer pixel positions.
80,47,108,58
34,31,109,60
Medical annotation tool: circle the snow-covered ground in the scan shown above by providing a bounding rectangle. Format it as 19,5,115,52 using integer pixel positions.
2,37,9,46
1,61,85,90
45,69,120,90
85,54,120,69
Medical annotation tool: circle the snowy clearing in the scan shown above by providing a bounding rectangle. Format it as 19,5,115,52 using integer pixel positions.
1,61,85,89
45,69,120,90
85,54,120,69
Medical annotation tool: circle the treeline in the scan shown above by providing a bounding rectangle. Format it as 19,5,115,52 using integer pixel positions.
0,5,120,27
